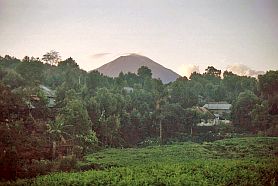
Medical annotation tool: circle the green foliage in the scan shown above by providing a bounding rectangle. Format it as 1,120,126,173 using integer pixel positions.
160,103,186,139
47,115,72,142
57,89,98,151
1,53,277,183
0,55,21,69
232,91,259,130
258,70,278,98
62,91,91,134
58,57,79,69
170,80,198,109
6,137,278,186
42,50,61,66
137,66,152,79
203,137,278,158
9,159,275,186
1,69,25,89
15,60,45,85
18,160,54,179
86,71,112,93
58,155,77,172
75,131,98,153
204,66,221,77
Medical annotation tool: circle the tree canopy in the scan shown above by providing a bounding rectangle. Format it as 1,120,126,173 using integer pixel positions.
42,50,61,66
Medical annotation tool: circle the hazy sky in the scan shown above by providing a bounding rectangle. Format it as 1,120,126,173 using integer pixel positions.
0,0,277,77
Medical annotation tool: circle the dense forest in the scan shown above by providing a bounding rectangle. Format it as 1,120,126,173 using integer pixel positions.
0,52,277,180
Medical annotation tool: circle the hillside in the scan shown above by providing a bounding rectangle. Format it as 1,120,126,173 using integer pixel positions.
8,137,278,186
96,54,180,83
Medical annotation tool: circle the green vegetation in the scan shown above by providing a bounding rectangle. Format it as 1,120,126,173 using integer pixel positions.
4,137,278,185
1,52,278,182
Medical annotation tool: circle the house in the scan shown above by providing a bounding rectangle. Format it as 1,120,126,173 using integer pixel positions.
39,85,56,108
27,85,56,109
123,87,134,93
196,102,232,126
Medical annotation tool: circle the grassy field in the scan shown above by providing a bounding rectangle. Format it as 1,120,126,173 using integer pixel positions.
4,137,278,185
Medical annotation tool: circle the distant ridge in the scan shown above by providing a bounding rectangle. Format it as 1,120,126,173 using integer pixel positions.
96,54,180,83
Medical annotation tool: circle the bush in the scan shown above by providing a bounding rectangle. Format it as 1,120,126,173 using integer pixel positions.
58,155,77,172
17,160,54,179
138,138,160,147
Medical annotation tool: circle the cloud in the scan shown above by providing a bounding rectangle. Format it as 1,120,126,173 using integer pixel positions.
118,52,142,56
91,52,142,59
178,64,200,78
91,53,111,59
226,64,264,77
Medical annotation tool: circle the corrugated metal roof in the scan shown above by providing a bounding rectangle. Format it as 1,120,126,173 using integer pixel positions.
39,85,56,97
203,102,231,110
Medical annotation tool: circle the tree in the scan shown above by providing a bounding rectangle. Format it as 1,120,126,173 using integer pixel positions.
170,80,198,109
204,66,221,77
97,113,122,147
58,89,98,152
42,50,61,66
15,59,45,85
58,57,79,69
2,69,25,89
93,88,125,116
258,70,278,98
131,89,155,113
231,90,259,131
251,100,269,132
0,83,51,179
137,66,152,79
86,71,111,94
184,108,200,137
222,71,258,102
160,103,186,141
87,88,125,146
0,82,25,119
0,55,21,69
153,91,168,145
222,71,242,102
47,115,72,159
189,71,202,80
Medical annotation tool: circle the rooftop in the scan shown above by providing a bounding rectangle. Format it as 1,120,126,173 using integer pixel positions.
203,102,231,110
39,85,56,97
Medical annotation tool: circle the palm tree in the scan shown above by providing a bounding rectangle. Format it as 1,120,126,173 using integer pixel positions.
47,115,72,159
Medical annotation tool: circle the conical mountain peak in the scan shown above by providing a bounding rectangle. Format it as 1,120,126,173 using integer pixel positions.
96,55,180,83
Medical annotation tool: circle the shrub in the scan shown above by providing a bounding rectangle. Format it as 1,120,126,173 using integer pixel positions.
58,155,77,172
138,138,159,147
17,160,54,179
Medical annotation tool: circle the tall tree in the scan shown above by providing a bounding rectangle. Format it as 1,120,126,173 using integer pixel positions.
42,50,61,66
204,66,221,77
170,80,198,109
258,70,278,98
58,89,98,152
160,103,186,140
231,90,259,131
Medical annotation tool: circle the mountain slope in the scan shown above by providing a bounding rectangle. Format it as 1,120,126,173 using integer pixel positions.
96,54,180,83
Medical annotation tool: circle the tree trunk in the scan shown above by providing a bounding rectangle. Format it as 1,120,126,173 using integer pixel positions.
159,120,163,145
52,141,56,159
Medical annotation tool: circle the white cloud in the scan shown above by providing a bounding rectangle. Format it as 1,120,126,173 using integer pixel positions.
118,52,142,56
226,64,264,77
178,64,200,78
91,53,111,59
